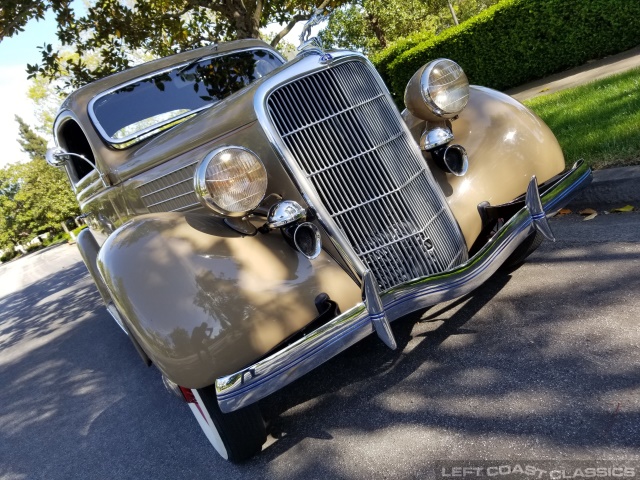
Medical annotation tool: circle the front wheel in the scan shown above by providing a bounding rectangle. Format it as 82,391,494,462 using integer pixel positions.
185,385,266,462
502,231,545,271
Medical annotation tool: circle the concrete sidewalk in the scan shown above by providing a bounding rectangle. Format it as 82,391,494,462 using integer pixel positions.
506,45,640,101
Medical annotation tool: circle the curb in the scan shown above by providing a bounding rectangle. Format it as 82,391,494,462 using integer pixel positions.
567,166,640,210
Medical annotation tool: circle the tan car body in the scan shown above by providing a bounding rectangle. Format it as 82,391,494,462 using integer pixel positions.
54,40,565,389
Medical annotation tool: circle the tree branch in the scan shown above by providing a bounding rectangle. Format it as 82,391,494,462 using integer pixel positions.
190,0,227,16
270,15,306,47
1,3,46,39
270,0,331,47
160,5,192,21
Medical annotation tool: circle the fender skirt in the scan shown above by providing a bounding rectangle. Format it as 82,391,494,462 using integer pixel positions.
96,212,361,389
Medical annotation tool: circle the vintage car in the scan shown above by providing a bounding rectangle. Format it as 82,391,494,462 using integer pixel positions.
46,33,591,462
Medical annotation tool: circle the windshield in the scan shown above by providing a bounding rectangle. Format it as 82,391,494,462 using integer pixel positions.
90,49,283,146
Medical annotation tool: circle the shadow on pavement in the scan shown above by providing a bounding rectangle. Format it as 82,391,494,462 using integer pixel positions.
0,236,638,479
256,245,639,476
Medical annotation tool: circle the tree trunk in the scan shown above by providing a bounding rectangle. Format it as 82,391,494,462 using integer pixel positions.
367,12,387,49
447,0,459,25
226,0,261,39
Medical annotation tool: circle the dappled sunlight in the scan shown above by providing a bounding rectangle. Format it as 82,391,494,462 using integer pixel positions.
526,68,640,168
450,366,500,388
0,246,214,478
258,234,640,464
0,257,101,352
0,263,122,445
94,212,363,386
2,215,639,476
425,391,566,417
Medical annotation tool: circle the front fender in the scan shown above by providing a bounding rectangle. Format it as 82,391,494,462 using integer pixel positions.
97,213,361,388
435,86,566,248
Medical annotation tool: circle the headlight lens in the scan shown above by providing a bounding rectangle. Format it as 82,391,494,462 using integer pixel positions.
421,59,469,116
405,58,469,120
195,146,268,216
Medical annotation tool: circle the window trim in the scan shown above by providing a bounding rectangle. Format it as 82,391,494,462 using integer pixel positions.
87,47,285,148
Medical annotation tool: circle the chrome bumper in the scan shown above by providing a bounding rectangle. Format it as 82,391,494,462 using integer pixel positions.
215,161,592,413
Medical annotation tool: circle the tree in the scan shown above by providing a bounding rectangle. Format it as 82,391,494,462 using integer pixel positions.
319,0,439,52
0,0,70,40
320,0,500,54
16,115,48,159
0,165,21,251
26,73,60,135
12,0,340,90
0,117,80,251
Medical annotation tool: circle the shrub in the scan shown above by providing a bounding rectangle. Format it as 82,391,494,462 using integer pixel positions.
25,243,42,253
372,30,435,81
0,250,17,263
374,0,640,103
71,225,88,237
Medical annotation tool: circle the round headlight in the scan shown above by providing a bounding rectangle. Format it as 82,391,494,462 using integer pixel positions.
194,146,268,217
405,59,469,121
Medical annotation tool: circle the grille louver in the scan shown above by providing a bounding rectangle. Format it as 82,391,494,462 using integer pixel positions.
137,162,200,213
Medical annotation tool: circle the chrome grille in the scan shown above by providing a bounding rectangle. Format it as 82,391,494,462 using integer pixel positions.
266,60,467,291
137,162,200,213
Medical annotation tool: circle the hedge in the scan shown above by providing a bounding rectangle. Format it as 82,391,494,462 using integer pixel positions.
373,0,640,104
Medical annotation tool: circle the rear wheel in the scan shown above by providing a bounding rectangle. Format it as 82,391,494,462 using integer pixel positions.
184,385,266,462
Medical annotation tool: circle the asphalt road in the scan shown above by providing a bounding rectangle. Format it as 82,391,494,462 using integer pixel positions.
1,212,639,479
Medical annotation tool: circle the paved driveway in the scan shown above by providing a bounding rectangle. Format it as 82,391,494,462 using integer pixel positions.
1,212,639,479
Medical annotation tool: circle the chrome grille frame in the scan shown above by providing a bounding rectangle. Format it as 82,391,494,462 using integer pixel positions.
254,52,467,290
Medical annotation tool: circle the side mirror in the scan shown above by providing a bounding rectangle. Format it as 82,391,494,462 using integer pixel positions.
44,148,111,187
45,147,68,167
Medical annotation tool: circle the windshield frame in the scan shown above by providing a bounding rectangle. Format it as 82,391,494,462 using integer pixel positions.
87,47,285,147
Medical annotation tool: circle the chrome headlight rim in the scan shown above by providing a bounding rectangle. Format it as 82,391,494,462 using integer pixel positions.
419,58,469,118
194,145,268,218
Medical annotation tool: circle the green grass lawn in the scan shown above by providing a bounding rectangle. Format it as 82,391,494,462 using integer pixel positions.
525,66,640,170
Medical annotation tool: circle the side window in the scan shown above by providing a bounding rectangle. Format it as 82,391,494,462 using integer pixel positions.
57,120,96,181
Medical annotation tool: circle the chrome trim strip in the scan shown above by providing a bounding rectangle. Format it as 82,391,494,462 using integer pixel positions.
137,161,200,213
88,47,285,146
139,177,194,199
171,202,201,213
145,190,196,208
106,303,128,335
215,160,592,412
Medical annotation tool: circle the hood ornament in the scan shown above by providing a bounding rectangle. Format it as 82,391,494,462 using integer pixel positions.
298,7,333,63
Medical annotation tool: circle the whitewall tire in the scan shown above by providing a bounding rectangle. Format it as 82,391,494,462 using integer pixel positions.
185,385,266,462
